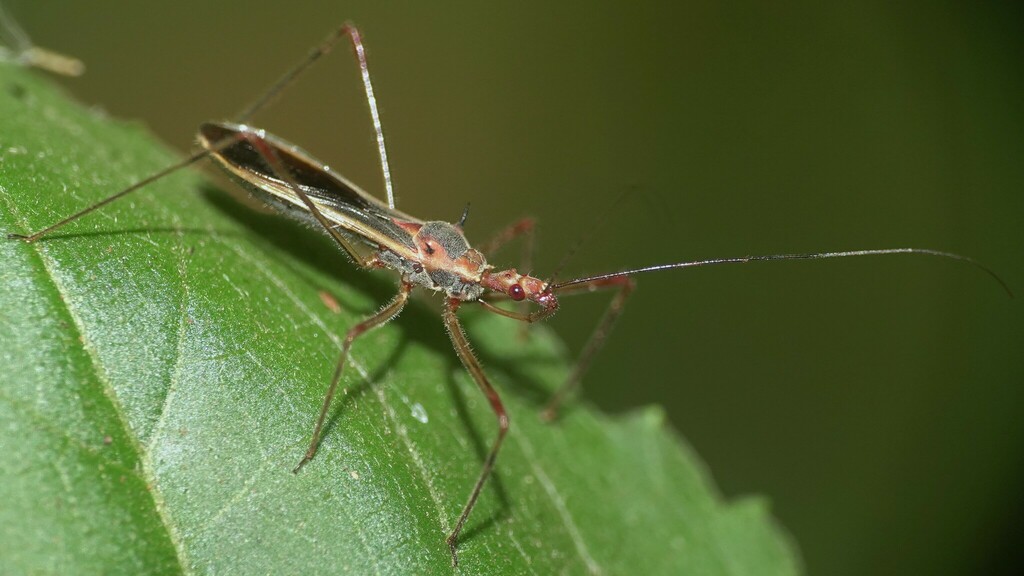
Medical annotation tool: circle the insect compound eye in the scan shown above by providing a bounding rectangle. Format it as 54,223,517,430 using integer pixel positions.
509,283,526,301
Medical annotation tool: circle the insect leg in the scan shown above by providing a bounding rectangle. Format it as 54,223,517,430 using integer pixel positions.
237,130,378,268
6,134,249,243
442,298,509,566
238,127,421,472
234,24,396,209
293,281,412,473
542,275,635,421
475,298,559,323
480,217,535,263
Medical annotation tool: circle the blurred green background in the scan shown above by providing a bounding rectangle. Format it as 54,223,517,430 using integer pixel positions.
9,1,1022,574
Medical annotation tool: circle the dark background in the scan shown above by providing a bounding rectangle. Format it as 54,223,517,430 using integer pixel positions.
10,1,1023,574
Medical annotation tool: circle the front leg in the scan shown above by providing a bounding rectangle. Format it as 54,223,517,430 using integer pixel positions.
441,298,510,566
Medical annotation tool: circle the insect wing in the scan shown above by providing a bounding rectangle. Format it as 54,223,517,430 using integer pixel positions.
199,122,419,256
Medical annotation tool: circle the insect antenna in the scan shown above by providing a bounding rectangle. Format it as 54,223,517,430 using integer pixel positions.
551,248,1013,297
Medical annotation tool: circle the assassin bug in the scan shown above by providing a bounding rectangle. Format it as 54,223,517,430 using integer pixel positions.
6,24,1010,565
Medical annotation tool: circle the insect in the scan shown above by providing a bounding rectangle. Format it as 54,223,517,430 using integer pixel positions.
6,24,1009,566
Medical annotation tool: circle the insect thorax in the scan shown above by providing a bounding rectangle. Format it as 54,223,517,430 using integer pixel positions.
378,220,488,301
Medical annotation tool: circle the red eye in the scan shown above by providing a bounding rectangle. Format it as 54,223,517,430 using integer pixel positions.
509,284,526,301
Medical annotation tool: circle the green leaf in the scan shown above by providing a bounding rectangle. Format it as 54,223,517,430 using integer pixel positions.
0,63,801,575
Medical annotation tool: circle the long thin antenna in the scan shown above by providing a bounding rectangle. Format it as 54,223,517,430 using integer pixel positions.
552,248,1013,297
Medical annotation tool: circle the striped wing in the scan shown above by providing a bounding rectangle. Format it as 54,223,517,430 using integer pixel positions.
199,121,420,258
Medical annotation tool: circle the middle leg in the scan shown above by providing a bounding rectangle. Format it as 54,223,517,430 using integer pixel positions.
293,281,412,473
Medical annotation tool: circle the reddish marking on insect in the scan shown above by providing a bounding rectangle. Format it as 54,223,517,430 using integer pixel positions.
480,269,556,308
392,219,422,235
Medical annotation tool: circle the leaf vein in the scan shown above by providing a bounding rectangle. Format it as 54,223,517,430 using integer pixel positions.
1,183,196,574
517,433,604,575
